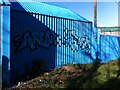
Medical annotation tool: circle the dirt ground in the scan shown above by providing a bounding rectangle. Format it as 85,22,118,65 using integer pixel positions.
7,65,85,89
5,60,120,89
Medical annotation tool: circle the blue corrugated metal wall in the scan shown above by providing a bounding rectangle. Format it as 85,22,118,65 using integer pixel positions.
1,0,119,85
10,11,55,83
99,35,120,62
10,9,93,83
0,1,2,85
11,0,89,22
0,3,10,85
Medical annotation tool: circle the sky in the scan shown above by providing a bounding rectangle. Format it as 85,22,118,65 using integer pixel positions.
46,2,118,27
1,0,119,27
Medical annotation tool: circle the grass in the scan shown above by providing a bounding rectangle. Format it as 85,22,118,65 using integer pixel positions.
65,60,120,88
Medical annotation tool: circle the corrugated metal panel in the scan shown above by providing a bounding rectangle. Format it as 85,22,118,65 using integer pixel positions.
0,2,2,87
10,0,90,22
10,9,93,83
100,31,120,37
100,27,120,32
9,2,120,84
1,4,10,85
100,35,120,62
0,2,2,65
100,27,120,37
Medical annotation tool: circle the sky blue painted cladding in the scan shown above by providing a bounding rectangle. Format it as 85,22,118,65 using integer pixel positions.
99,35,120,62
1,5,10,85
0,4,2,85
10,9,93,83
0,5,2,65
3,6,10,60
10,1,90,22
10,11,56,82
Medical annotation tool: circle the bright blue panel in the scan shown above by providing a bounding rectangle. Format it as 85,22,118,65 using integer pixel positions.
3,6,10,60
0,5,2,65
9,0,94,84
10,9,93,83
10,0,90,22
100,35,120,62
10,11,56,83
55,19,93,66
0,3,2,85
2,5,10,85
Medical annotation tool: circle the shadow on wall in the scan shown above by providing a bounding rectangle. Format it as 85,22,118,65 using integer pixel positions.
87,34,120,64
10,2,57,84
2,55,10,88
99,35,120,62
0,65,1,89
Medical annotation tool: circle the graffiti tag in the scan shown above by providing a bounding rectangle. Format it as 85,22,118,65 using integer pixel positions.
13,29,90,53
60,29,91,52
13,30,58,52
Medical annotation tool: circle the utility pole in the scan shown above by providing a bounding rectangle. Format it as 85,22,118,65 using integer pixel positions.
94,0,99,61
94,0,97,28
